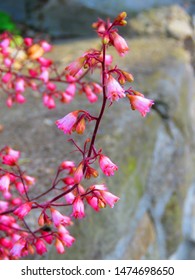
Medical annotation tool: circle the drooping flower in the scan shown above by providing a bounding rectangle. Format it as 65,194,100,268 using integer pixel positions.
57,225,75,247
72,196,85,219
111,31,129,57
50,208,72,227
74,162,84,183
10,238,26,258
56,110,79,134
40,41,52,52
2,72,12,83
127,94,154,117
106,75,125,102
0,174,10,192
35,239,47,255
13,202,33,219
99,191,119,208
2,147,20,166
65,56,86,76
55,238,65,254
99,154,118,176
15,79,25,93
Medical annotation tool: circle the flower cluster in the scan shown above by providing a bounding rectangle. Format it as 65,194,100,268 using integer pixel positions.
0,12,154,259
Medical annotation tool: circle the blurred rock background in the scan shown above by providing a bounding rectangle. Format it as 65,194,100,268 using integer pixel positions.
0,0,195,259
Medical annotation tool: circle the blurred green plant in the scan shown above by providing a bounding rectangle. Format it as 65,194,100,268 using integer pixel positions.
0,10,20,34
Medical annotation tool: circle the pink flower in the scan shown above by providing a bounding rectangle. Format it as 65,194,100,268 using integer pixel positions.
99,154,118,176
55,110,79,134
0,38,10,49
2,147,20,166
66,83,76,97
15,79,25,93
65,57,86,76
0,174,10,192
39,68,49,83
13,202,33,219
15,181,29,195
37,57,52,67
40,41,52,52
0,200,8,212
111,31,129,56
24,38,33,46
35,239,47,255
55,238,65,254
58,225,75,247
86,196,99,211
2,72,12,83
99,191,119,208
60,160,75,173
47,82,56,91
43,94,56,109
10,239,26,258
64,191,75,204
106,75,125,102
74,163,84,183
72,196,85,219
84,85,98,103
127,94,154,117
15,93,26,104
50,208,72,227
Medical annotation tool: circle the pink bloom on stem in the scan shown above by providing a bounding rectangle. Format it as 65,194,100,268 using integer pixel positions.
0,200,8,212
50,208,72,227
55,110,79,134
40,41,52,52
72,196,85,219
35,239,47,255
24,38,33,46
2,147,20,166
60,160,75,172
99,154,118,176
86,196,99,212
37,57,52,67
74,163,84,183
111,31,129,57
15,93,26,104
55,238,65,254
84,85,98,103
65,83,76,97
2,72,12,83
43,94,56,109
106,75,125,102
0,174,10,192
39,68,49,83
10,239,26,258
4,57,12,67
46,82,56,91
127,94,154,117
58,225,75,247
15,79,25,93
64,191,75,204
0,38,10,49
65,57,86,76
23,175,36,186
15,181,29,195
13,202,33,219
100,191,120,208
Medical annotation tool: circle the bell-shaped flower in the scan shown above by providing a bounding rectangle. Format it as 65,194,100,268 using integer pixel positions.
99,154,118,176
106,75,125,102
55,110,79,134
127,94,154,117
